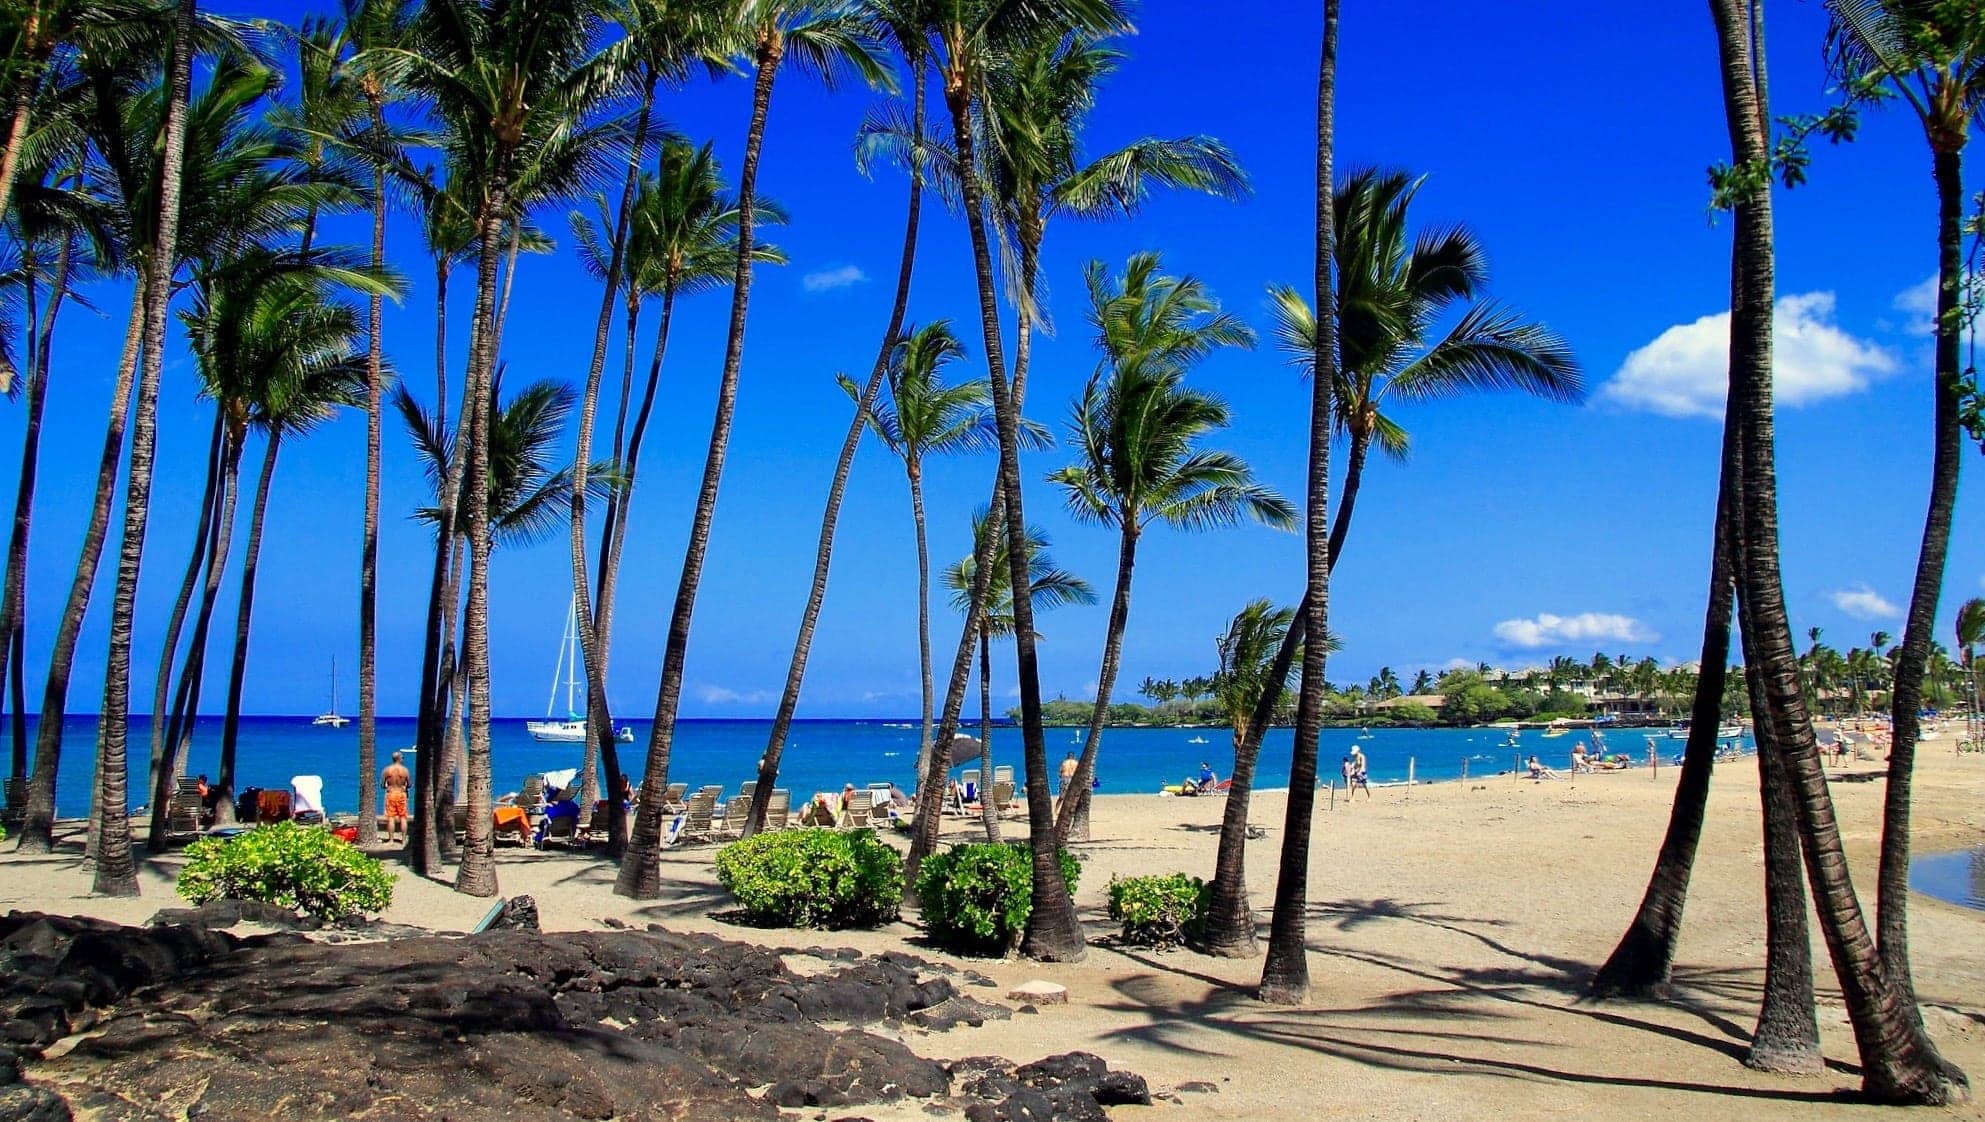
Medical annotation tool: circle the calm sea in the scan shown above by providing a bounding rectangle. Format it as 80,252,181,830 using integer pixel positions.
23,715,1705,818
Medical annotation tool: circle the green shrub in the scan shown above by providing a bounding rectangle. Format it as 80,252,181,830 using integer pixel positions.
1106,873,1209,948
715,829,902,929
177,821,393,923
916,842,1080,955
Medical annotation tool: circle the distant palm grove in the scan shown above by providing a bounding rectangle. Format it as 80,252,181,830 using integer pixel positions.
0,0,1981,1106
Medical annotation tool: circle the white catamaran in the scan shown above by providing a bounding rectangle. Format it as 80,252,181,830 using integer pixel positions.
311,658,349,727
527,597,633,744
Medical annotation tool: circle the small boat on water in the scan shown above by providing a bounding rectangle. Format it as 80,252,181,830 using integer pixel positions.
526,597,634,744
1187,735,1209,745
1358,728,1374,740
1717,724,1743,740
1542,726,1568,738
311,658,349,728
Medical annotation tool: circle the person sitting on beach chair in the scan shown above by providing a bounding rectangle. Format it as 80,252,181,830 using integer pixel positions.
799,793,836,828
1570,742,1595,773
1527,754,1563,781
535,787,581,848
1190,762,1218,794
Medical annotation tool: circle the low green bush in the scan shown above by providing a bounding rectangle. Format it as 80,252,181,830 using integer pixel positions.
715,828,902,929
916,842,1081,955
177,821,393,923
1106,872,1209,948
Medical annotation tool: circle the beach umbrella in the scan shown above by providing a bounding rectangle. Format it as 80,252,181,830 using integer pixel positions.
947,734,984,768
543,768,579,792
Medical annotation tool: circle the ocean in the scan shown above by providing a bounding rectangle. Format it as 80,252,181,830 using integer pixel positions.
22,715,1713,818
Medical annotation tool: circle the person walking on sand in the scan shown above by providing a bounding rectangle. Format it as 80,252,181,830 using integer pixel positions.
1343,745,1371,800
381,752,411,844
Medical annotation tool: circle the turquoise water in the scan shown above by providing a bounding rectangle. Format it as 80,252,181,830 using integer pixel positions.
1910,846,1985,912
22,715,1693,818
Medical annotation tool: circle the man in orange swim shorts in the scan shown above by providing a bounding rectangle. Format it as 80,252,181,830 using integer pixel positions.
381,751,411,845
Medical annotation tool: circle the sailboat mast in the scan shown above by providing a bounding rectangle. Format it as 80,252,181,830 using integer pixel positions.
565,595,579,719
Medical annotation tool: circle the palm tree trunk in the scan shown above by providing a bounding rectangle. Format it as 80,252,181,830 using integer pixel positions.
912,458,934,772
144,414,223,850
936,80,1079,961
0,61,39,233
1324,429,1370,568
454,165,513,899
356,96,389,849
1743,647,1821,1072
92,0,196,894
979,630,999,841
166,432,241,820
216,431,284,818
1259,0,1340,1003
0,247,63,786
617,37,781,899
1590,415,1738,997
15,276,146,854
1057,523,1138,844
1876,143,1966,1007
435,537,465,860
492,221,522,345
580,284,642,814
1710,0,1965,1101
569,73,655,841
745,119,925,832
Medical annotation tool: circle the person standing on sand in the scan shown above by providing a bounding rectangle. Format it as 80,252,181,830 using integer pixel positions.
381,752,411,844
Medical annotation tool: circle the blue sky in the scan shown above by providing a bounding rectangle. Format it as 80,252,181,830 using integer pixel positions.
6,0,1981,720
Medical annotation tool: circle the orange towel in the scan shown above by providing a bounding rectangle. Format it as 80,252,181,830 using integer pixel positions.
492,806,529,835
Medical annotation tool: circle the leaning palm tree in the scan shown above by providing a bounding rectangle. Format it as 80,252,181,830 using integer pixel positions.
1714,0,1966,1101
838,320,997,782
903,11,1246,902
617,0,891,900
1050,254,1291,844
88,0,199,895
570,143,784,841
1831,0,1985,989
744,5,952,839
945,509,1094,840
1255,0,1341,1005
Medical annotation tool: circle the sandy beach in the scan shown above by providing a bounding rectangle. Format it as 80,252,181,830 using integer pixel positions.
5,747,1983,1121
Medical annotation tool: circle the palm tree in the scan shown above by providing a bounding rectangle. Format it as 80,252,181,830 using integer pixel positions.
839,319,997,783
746,6,944,838
1714,0,1965,1101
1828,6,1985,998
573,143,785,844
1211,601,1300,754
379,0,622,890
563,0,734,833
1050,253,1289,844
904,10,1245,901
1257,0,1339,1005
617,0,891,900
1268,168,1581,567
944,509,1095,840
88,0,198,895
1957,598,1984,723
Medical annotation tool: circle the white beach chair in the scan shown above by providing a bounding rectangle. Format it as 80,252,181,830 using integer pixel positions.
840,790,875,830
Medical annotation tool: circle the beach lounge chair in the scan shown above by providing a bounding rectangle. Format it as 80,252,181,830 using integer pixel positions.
960,769,980,804
840,790,875,831
659,782,689,813
518,776,545,815
255,788,292,824
538,809,582,848
989,780,1015,816
674,790,718,845
992,765,1014,788
492,805,531,845
764,789,791,830
162,781,203,842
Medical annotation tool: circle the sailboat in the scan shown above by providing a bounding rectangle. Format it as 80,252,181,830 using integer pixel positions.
311,658,349,727
526,597,634,743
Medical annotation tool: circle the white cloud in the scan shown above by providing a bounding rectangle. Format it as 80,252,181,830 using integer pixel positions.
1493,612,1655,649
802,264,867,293
1828,583,1901,621
1894,276,1938,334
696,684,772,705
1442,657,1476,671
1600,292,1896,418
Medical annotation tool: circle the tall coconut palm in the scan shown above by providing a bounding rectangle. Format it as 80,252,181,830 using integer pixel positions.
1832,0,1985,987
563,0,735,831
1202,159,1580,958
377,0,623,889
834,319,997,781
617,0,891,900
571,146,784,840
895,0,1130,963
1256,0,1340,1005
1713,0,1966,1101
745,9,950,837
1050,254,1290,844
944,509,1094,840
905,11,1245,886
88,0,198,895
